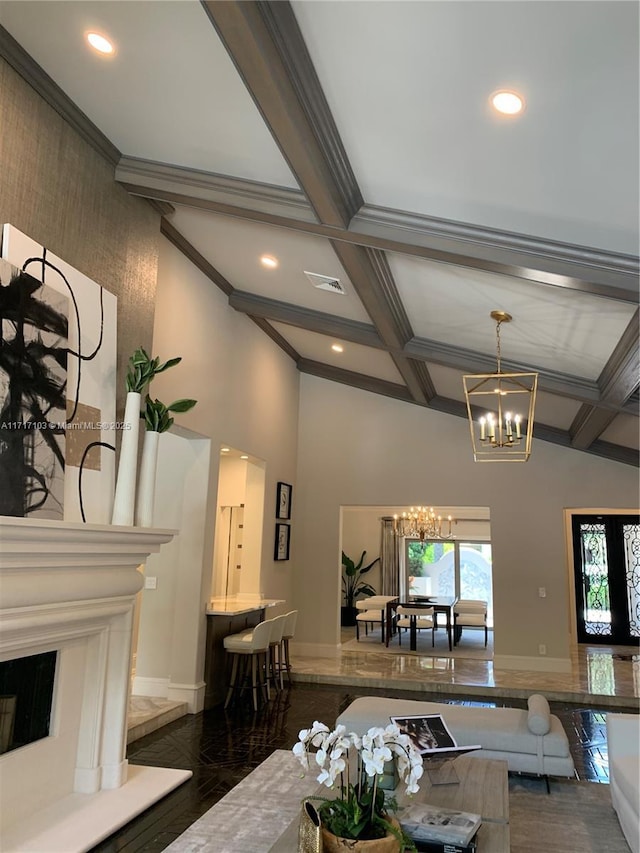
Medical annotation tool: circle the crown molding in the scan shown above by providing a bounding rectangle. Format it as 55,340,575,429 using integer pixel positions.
118,157,316,223
0,25,120,167
120,164,638,303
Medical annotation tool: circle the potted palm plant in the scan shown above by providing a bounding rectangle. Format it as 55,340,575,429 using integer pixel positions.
342,550,380,627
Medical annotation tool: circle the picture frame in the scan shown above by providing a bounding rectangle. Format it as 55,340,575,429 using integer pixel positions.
274,523,291,561
276,481,292,520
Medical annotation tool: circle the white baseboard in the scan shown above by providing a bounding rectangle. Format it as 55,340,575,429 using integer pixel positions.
167,681,206,713
290,641,340,658
132,676,169,698
494,654,571,673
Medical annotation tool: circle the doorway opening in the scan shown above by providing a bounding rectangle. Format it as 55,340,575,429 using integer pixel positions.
571,513,640,646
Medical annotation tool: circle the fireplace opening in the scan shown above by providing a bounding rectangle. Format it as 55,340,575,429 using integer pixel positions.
0,651,57,754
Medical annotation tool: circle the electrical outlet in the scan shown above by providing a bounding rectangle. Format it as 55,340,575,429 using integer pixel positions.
538,643,547,655
144,576,157,590
538,587,546,598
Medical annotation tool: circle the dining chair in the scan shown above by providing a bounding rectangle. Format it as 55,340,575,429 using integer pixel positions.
395,605,435,647
355,598,387,642
453,599,488,646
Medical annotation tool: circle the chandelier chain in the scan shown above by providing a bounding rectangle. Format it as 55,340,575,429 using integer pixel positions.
496,318,503,373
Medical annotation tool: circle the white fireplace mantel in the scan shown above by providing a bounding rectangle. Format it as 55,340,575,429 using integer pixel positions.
0,517,192,853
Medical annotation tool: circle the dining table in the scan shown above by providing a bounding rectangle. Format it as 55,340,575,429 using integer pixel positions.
385,595,458,651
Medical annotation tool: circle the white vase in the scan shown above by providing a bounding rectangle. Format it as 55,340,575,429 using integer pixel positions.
111,391,141,526
136,430,160,527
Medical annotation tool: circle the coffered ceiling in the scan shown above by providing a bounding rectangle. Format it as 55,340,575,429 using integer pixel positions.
1,0,638,465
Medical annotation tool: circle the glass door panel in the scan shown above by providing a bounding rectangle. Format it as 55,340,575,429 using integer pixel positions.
458,543,494,628
406,541,455,598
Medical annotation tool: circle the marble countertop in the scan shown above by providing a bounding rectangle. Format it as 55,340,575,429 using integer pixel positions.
206,596,284,616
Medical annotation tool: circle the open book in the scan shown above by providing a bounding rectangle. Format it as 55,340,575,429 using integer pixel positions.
389,713,481,755
397,801,482,846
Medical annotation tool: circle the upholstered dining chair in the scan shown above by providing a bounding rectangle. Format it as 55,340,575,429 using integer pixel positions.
453,599,488,646
355,598,387,642
395,605,435,647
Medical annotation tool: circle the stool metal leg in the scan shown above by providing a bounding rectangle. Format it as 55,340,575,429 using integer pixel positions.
225,653,239,709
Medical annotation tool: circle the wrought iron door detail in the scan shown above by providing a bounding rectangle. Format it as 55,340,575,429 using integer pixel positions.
578,523,611,637
573,515,640,646
623,523,640,638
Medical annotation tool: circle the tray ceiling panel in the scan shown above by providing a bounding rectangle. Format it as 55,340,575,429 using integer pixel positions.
270,322,404,385
388,251,636,380
293,0,639,253
0,0,297,185
600,414,640,451
169,207,372,323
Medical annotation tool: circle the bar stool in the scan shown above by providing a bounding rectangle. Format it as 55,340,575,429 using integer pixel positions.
223,618,273,712
267,613,287,693
280,610,298,685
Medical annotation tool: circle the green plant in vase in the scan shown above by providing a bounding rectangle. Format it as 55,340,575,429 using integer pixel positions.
136,394,197,527
341,550,380,626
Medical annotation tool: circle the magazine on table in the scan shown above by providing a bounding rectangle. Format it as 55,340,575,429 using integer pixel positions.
389,713,481,755
412,835,478,853
396,801,482,847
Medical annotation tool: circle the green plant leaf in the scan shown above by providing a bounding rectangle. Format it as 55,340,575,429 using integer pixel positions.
156,356,181,373
167,398,197,413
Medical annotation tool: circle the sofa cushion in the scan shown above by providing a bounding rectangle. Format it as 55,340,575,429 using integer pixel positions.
610,754,640,812
337,696,571,759
527,694,551,735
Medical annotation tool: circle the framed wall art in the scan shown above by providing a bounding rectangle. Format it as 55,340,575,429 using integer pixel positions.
274,523,290,561
276,481,292,520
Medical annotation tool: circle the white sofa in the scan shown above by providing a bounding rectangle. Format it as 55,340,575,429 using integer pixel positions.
337,694,575,780
607,712,640,853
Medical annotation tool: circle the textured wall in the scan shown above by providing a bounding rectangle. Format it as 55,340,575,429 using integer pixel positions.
0,57,160,414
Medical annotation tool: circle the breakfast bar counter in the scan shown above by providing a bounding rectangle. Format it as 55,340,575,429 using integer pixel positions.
204,596,283,708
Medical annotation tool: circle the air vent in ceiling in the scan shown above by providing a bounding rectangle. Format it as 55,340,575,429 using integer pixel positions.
304,270,345,294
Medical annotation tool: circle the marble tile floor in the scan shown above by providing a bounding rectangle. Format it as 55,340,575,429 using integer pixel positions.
289,632,640,707
126,640,639,745
128,698,189,744
106,680,637,853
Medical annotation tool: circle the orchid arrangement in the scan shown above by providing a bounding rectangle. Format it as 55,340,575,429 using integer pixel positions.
293,721,423,846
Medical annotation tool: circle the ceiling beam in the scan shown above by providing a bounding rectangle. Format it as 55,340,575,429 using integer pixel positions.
228,291,383,348
118,161,639,303
225,289,632,409
200,0,362,228
161,219,233,296
570,308,639,448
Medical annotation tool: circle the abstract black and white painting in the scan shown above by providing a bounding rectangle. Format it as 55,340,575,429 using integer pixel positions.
2,225,117,523
0,258,68,518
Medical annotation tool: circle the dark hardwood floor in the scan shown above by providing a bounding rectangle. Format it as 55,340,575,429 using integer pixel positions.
90,682,626,852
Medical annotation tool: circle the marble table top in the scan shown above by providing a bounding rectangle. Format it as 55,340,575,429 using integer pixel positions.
206,596,284,616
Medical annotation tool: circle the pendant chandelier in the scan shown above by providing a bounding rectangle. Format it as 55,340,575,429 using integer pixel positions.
463,311,538,463
393,507,455,540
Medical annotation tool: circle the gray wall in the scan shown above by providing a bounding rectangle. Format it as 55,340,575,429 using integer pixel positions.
294,376,639,669
0,57,160,411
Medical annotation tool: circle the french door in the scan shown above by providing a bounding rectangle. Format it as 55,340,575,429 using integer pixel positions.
572,514,640,645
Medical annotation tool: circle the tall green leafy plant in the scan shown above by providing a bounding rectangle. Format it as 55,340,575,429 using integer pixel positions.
342,550,379,608
125,347,181,394
142,396,197,433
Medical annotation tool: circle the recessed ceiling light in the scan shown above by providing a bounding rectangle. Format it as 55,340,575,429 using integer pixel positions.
240,455,249,460
491,90,524,116
86,31,115,55
331,343,344,353
260,255,278,269
221,447,230,453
